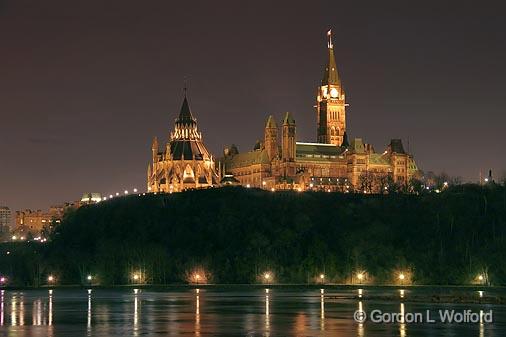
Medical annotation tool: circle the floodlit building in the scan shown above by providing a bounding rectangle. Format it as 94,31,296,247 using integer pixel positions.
80,193,103,205
15,206,64,237
0,206,11,240
220,30,420,192
147,90,219,192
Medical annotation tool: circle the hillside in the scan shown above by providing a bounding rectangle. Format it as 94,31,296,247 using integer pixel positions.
2,185,506,286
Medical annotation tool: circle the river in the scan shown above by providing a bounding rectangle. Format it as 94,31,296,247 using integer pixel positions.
0,286,504,336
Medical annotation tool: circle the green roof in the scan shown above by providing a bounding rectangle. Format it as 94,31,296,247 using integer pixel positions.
322,31,341,86
369,153,390,165
223,149,270,169
295,142,345,162
349,138,365,153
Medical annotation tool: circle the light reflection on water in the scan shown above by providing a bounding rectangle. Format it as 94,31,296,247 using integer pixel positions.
0,287,503,336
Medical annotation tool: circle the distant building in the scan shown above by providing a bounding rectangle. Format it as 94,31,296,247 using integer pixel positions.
80,193,103,205
220,30,420,192
15,206,65,238
13,192,103,239
147,90,219,193
0,206,11,240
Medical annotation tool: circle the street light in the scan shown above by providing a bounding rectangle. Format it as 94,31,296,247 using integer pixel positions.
319,274,325,284
357,272,365,284
398,272,406,285
264,272,271,283
48,275,55,283
87,275,92,282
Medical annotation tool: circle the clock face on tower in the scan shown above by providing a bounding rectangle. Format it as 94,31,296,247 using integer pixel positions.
330,88,339,98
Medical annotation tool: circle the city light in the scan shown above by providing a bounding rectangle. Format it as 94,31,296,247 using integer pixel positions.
133,188,138,193
357,272,364,281
48,275,55,283
399,273,405,281
478,274,484,281
320,274,324,279
133,273,140,281
262,181,266,186
124,190,129,195
246,184,251,188
0,276,7,284
271,188,275,192
87,275,92,281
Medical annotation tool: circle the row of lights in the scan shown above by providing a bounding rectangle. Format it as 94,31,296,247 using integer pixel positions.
1,271,487,286
10,235,47,242
99,188,139,202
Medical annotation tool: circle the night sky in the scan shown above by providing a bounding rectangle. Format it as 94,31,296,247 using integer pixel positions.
1,0,505,213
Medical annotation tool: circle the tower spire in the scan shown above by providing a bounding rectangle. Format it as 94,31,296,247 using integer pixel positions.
322,29,340,86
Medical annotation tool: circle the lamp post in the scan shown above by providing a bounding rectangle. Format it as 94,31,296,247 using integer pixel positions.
319,274,325,285
48,275,55,285
357,272,364,284
264,272,271,284
398,273,405,285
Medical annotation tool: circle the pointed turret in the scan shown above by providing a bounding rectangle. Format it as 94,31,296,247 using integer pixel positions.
264,115,278,161
341,131,349,147
282,112,296,162
322,29,340,86
282,112,296,125
316,29,346,146
265,115,277,129
176,91,197,126
151,137,159,163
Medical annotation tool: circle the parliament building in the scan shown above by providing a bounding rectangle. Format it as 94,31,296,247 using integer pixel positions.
148,31,419,193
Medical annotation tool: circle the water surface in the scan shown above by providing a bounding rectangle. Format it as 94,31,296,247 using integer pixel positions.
0,287,504,336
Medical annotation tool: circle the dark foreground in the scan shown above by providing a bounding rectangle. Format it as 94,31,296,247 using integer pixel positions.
0,286,505,336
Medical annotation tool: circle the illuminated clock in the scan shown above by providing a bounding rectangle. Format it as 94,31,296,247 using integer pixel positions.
330,88,339,98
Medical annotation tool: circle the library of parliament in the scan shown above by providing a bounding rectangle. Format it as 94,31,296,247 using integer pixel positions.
147,31,419,193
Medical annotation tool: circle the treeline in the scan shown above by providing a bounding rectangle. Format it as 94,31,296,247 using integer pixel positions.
1,184,506,286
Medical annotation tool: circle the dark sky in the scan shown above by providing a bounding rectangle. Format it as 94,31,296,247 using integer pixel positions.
1,0,505,212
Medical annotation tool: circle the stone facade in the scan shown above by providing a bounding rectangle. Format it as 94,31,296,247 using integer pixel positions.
147,91,219,193
0,206,11,239
15,206,64,237
220,30,419,192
